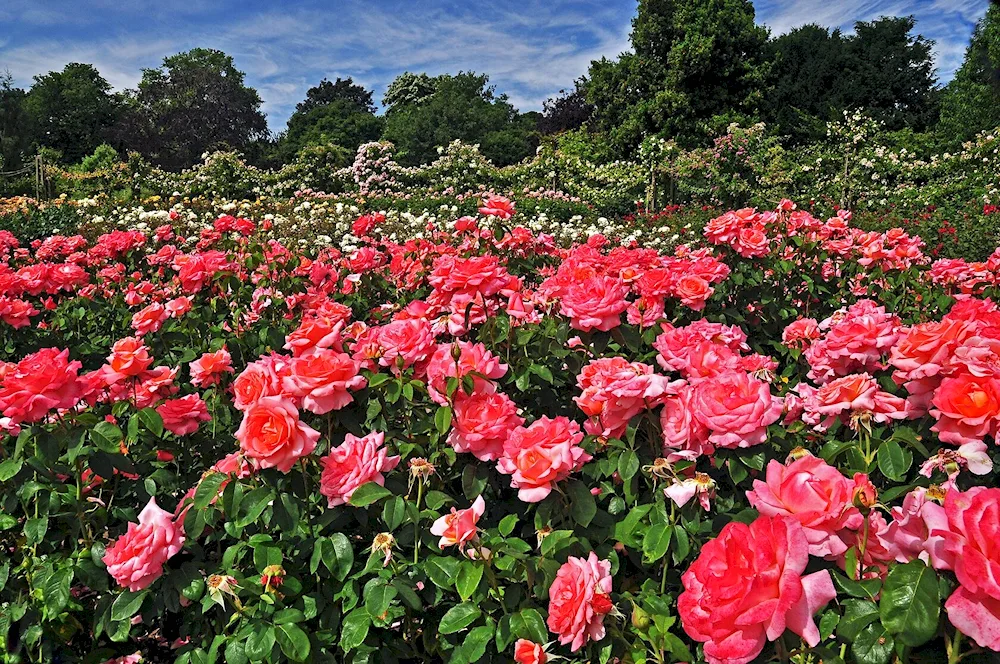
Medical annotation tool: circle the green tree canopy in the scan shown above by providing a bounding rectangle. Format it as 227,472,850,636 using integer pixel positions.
382,72,439,113
381,72,536,166
24,63,118,163
587,0,770,155
123,48,269,170
279,78,383,160
938,2,1000,145
295,77,376,115
0,73,32,171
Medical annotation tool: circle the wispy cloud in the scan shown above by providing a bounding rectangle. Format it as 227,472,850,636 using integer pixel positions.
0,0,986,131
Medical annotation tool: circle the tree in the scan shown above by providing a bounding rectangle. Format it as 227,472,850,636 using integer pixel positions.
382,72,439,113
587,0,770,155
24,63,119,163
0,73,32,171
938,3,1000,144
295,77,375,115
840,16,939,131
382,72,536,166
124,48,269,170
538,79,593,134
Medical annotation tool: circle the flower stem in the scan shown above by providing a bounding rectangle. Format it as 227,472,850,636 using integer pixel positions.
413,481,424,565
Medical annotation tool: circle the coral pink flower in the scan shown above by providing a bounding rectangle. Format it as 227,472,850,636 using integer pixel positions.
936,487,1000,650
232,355,287,411
283,349,366,414
885,488,952,568
0,347,83,424
497,416,591,502
131,302,168,336
547,552,613,651
690,371,782,448
103,497,185,591
377,318,435,374
430,495,485,550
165,296,192,318
106,337,154,381
678,516,836,664
425,341,508,405
929,372,1000,445
319,432,400,506
448,391,524,461
782,318,820,349
746,456,863,558
513,640,547,664
156,394,211,436
674,274,713,311
479,194,515,219
559,275,628,332
190,348,234,387
236,397,320,473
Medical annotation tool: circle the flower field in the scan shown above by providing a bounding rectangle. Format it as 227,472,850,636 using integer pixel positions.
1,191,1000,664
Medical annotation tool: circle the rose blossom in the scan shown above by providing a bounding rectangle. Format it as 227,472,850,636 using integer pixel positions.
102,497,185,591
425,341,508,405
131,302,168,336
319,432,400,506
497,416,591,502
236,397,320,472
283,349,366,414
0,347,84,424
885,487,952,568
156,394,211,436
547,552,613,651
690,371,782,448
559,275,628,332
746,455,863,558
106,337,154,381
232,355,287,411
190,347,234,387
935,487,1000,650
430,495,485,551
929,372,1000,445
377,318,435,373
448,392,524,461
678,515,836,664
513,640,547,664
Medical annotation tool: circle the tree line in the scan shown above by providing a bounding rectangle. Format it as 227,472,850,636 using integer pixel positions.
1,0,998,174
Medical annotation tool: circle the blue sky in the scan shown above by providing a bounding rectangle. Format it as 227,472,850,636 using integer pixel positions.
0,0,989,132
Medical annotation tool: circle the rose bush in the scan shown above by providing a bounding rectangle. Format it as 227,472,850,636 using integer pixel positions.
0,196,997,664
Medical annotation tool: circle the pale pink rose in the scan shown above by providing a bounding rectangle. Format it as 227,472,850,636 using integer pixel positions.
747,456,863,558
497,416,591,502
319,432,400,506
103,497,184,591
885,488,952,568
430,495,485,550
283,349,366,414
448,392,524,461
547,552,613,652
690,371,782,448
236,397,320,472
805,300,901,383
156,394,211,436
919,441,993,480
660,383,712,459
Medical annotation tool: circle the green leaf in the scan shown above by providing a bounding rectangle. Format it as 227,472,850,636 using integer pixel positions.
456,562,484,601
24,517,47,546
876,440,912,481
852,623,894,664
642,523,673,563
92,421,123,453
382,496,406,530
440,603,481,635
234,486,273,527
455,624,494,663
224,639,248,664
838,599,880,641
435,406,453,435
111,589,148,622
340,608,371,651
618,450,640,482
879,561,939,647
193,472,227,510
565,479,597,527
275,623,310,662
244,626,275,661
514,608,548,644
325,533,354,581
348,482,393,507
498,514,518,537
44,568,74,615
0,458,22,482
424,556,461,589
364,582,397,620
138,407,164,437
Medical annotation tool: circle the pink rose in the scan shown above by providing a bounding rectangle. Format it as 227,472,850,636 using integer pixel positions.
747,456,863,558
678,516,836,664
547,552,613,651
559,275,628,332
131,302,167,336
319,432,400,506
885,488,952,568
930,372,1000,445
448,392,524,461
283,349,366,414
236,397,320,472
497,416,591,502
690,371,782,448
189,347,234,387
425,341,508,405
936,487,1000,650
156,394,211,436
513,640,547,664
103,497,185,591
430,495,485,550
0,347,84,425
377,319,435,374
